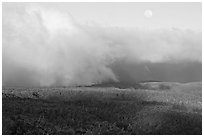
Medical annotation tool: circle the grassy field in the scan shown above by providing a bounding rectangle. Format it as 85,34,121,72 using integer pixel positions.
2,82,202,135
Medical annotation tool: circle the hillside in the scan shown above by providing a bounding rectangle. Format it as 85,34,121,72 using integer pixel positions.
2,82,202,135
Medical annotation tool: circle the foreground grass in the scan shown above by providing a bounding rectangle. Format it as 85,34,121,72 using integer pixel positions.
2,95,202,135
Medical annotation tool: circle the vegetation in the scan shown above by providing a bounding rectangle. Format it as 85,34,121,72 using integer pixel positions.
158,84,171,90
2,90,202,135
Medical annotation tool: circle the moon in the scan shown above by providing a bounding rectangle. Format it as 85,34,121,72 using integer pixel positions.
144,10,153,18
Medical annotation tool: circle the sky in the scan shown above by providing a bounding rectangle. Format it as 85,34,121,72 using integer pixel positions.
35,2,201,30
2,2,202,87
4,2,201,30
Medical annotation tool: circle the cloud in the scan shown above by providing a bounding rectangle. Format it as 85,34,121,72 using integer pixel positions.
2,4,202,87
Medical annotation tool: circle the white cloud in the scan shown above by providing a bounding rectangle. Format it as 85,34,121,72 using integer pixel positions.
2,4,202,86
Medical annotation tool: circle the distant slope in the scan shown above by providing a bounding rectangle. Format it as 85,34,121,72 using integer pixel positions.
85,81,143,89
85,80,164,89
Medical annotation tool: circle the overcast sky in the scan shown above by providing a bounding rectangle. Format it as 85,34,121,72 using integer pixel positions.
8,2,201,29
2,2,202,86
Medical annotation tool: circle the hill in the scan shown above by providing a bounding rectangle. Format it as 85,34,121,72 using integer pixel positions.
2,81,202,135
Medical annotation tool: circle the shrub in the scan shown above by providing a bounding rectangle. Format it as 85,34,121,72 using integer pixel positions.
32,91,40,98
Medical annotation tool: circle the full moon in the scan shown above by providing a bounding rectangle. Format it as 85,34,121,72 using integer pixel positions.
144,10,153,18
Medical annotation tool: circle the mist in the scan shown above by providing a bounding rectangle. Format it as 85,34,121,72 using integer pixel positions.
2,4,202,87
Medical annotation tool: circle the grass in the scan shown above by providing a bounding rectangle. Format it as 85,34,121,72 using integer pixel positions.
2,82,202,135
2,95,202,135
3,97,139,135
158,84,171,90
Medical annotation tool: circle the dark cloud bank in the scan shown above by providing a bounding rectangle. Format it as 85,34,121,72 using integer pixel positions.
2,4,202,87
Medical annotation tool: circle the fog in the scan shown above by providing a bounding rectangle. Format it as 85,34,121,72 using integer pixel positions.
2,4,202,87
